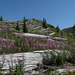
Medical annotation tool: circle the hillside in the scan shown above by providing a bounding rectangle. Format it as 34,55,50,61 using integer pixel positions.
0,18,55,35
62,27,73,34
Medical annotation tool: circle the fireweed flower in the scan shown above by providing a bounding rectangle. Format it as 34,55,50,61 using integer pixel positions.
1,39,3,44
19,47,21,52
10,55,12,60
43,46,45,50
27,43,30,47
18,42,20,46
62,46,64,49
33,46,36,50
24,43,26,46
10,41,14,47
69,45,72,50
46,44,48,48
7,45,10,50
0,47,2,50
3,53,5,58
39,44,42,48
6,36,8,39
50,44,52,48
21,43,23,47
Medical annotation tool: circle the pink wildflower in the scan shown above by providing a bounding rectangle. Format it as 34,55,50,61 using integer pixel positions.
19,47,21,52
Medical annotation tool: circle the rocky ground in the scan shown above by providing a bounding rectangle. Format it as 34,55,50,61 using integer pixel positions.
0,49,74,75
0,19,54,35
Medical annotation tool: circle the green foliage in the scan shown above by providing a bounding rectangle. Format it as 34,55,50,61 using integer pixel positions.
42,51,69,66
73,25,75,37
61,31,64,36
44,68,59,75
55,25,60,33
68,51,75,64
43,18,47,28
23,17,28,33
63,72,75,75
42,51,57,66
46,24,54,28
15,23,20,31
32,18,36,21
62,27,73,34
0,16,3,21
9,57,25,75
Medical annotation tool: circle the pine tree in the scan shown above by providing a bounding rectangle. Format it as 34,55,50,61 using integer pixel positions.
0,16,3,21
0,17,1,21
43,18,46,28
73,25,75,37
56,25,60,33
61,31,63,36
23,17,28,33
15,22,20,31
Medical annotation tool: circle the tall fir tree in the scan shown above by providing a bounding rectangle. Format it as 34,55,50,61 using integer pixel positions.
0,16,3,21
23,17,28,33
43,18,46,28
15,22,20,31
0,17,1,21
55,25,60,33
73,25,75,37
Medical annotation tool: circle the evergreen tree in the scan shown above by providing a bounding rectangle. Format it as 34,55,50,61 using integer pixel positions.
0,17,1,21
55,25,60,33
61,31,63,36
0,16,3,21
15,22,20,31
43,18,46,28
73,25,75,37
23,17,28,33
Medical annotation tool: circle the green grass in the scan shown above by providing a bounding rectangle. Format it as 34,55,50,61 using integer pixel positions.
63,72,75,75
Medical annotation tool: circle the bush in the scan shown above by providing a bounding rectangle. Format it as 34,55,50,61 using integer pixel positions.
42,51,57,66
46,24,54,28
68,51,75,64
42,51,69,66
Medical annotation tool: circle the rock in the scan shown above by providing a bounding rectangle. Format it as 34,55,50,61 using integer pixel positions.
1,70,9,75
68,69,75,73
31,70,39,75
25,65,37,72
57,69,68,74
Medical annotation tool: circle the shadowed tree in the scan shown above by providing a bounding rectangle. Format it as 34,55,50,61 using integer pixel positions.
55,25,60,33
0,16,3,21
23,17,28,33
61,31,64,36
73,25,75,37
15,22,20,31
43,18,46,28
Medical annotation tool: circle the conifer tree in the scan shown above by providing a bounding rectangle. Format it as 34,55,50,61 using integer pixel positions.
15,22,20,31
43,18,46,28
23,17,28,33
55,25,60,33
73,25,75,37
0,16,3,21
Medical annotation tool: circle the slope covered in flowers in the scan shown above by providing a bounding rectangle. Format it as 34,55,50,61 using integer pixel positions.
0,30,75,54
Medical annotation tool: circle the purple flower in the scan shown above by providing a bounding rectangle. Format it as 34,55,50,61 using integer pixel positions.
43,46,45,50
33,46,36,50
7,45,10,49
3,53,5,58
19,47,21,52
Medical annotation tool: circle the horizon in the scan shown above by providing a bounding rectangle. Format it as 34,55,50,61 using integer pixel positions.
0,0,75,30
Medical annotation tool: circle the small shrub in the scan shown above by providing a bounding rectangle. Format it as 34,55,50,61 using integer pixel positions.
68,51,75,64
42,51,69,66
8,56,25,75
42,51,57,66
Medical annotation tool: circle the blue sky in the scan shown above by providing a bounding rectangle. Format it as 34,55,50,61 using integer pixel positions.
0,0,75,30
